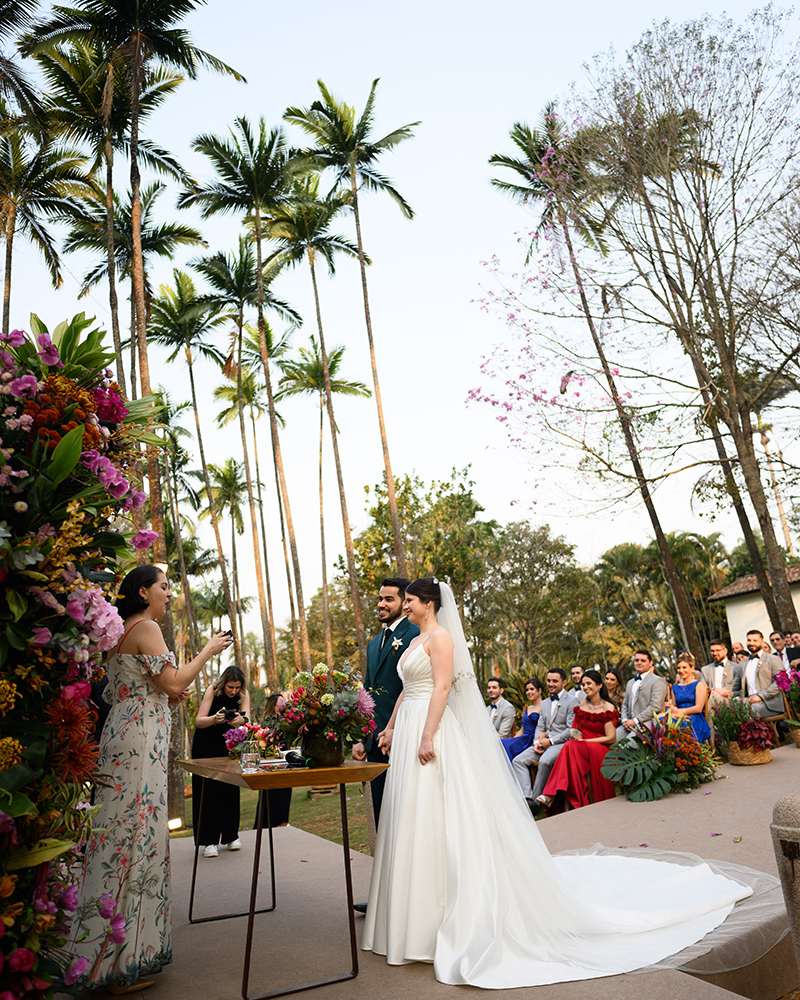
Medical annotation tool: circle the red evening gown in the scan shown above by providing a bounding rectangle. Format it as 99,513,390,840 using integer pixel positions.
543,706,619,810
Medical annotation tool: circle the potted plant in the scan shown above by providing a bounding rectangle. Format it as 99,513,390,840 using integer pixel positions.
601,715,720,801
775,668,800,746
710,699,774,764
269,663,376,767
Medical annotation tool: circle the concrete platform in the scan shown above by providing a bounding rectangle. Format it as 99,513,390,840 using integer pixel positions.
119,746,800,999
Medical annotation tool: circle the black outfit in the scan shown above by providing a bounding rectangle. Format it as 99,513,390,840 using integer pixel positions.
259,715,292,828
191,692,241,846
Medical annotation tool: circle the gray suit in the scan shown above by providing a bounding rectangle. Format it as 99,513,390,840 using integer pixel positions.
512,690,579,800
700,658,737,708
616,671,668,741
732,654,784,716
488,695,515,738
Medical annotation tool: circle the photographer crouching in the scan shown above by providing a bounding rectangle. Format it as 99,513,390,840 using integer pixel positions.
191,665,250,857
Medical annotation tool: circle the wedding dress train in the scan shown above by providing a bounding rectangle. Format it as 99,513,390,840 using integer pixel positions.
361,592,765,990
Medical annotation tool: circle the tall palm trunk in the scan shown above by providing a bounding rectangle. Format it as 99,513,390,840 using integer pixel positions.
250,408,281,681
127,40,169,586
349,173,407,577
103,136,125,394
186,350,242,669
318,395,333,665
3,204,15,337
163,452,202,700
308,248,367,671
556,203,703,664
230,516,246,679
235,318,276,686
271,440,301,672
759,421,796,557
253,207,311,670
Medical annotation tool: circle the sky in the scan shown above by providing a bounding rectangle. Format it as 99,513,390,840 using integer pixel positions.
10,0,795,636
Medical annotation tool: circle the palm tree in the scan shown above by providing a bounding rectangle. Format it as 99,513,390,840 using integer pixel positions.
266,178,368,670
24,0,245,589
24,0,244,396
278,337,370,665
63,181,205,397
148,268,243,671
179,118,313,670
490,106,704,665
0,115,93,335
37,39,186,390
285,79,418,578
0,1,41,125
194,239,300,689
202,459,248,669
154,388,202,664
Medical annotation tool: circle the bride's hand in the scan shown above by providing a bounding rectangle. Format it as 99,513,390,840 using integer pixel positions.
418,735,436,765
378,727,393,754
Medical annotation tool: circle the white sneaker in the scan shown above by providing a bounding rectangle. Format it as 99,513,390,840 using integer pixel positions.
225,838,242,851
203,844,218,858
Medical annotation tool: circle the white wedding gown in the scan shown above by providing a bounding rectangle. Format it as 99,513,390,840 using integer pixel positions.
361,642,756,989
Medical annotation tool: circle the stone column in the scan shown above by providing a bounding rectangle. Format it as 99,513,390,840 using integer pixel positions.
771,792,800,971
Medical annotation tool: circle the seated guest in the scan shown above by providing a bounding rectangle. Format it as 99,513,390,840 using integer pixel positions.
731,641,745,657
570,664,585,690
537,670,618,811
604,668,625,710
512,668,579,805
501,677,543,762
616,649,668,741
665,656,710,742
486,677,515,738
732,630,784,719
700,639,737,711
675,650,698,679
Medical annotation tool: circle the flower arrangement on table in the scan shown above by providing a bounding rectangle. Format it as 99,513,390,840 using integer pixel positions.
224,722,277,759
710,698,775,751
601,715,720,801
0,316,157,997
267,664,376,765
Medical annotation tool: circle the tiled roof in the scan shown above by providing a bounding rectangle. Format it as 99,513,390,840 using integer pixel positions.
709,563,800,601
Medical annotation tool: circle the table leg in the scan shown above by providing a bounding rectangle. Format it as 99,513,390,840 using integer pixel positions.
188,781,276,924
241,782,359,1000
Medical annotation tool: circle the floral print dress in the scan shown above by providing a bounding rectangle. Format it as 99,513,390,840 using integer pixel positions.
69,651,174,988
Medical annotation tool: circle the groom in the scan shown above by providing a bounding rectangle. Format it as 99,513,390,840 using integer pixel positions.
352,577,419,826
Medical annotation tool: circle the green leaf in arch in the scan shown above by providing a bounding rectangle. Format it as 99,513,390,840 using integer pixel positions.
47,423,85,486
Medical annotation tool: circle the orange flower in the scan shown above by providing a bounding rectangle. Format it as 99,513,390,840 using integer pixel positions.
0,874,17,898
0,737,23,770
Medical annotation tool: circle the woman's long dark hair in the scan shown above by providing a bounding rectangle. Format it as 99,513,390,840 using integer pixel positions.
406,577,441,611
115,565,161,617
581,668,612,704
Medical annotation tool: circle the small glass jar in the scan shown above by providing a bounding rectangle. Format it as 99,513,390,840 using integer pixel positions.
240,738,261,774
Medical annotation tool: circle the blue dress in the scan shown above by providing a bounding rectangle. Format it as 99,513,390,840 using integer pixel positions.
672,681,711,742
502,708,539,761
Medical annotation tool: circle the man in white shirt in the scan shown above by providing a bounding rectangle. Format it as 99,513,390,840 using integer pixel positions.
486,678,515,738
700,639,737,709
512,668,578,805
616,650,668,742
769,631,790,671
732,629,784,718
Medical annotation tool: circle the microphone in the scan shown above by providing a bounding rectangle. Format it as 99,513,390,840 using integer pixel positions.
284,750,316,768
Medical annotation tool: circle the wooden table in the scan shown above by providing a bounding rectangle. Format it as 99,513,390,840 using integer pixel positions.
178,757,387,1000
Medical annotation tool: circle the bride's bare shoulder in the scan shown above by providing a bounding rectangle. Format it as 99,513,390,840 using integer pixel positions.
429,627,454,650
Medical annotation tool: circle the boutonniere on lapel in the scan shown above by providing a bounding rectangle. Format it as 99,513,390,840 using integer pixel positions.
391,637,403,653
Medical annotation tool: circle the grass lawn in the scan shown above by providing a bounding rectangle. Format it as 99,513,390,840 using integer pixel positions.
172,781,372,856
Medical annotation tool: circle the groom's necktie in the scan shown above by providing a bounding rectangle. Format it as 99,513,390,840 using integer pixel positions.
380,628,390,651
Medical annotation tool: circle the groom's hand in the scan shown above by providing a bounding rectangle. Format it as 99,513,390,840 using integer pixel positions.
352,741,366,761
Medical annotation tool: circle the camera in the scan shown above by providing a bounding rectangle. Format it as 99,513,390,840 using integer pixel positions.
223,708,240,721
222,629,233,637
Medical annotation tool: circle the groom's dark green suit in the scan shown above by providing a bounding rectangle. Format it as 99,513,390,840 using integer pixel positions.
363,615,419,826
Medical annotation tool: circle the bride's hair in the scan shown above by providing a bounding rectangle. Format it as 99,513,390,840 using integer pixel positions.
406,576,441,611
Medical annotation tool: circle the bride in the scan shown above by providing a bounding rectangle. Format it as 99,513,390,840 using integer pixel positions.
361,577,757,989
